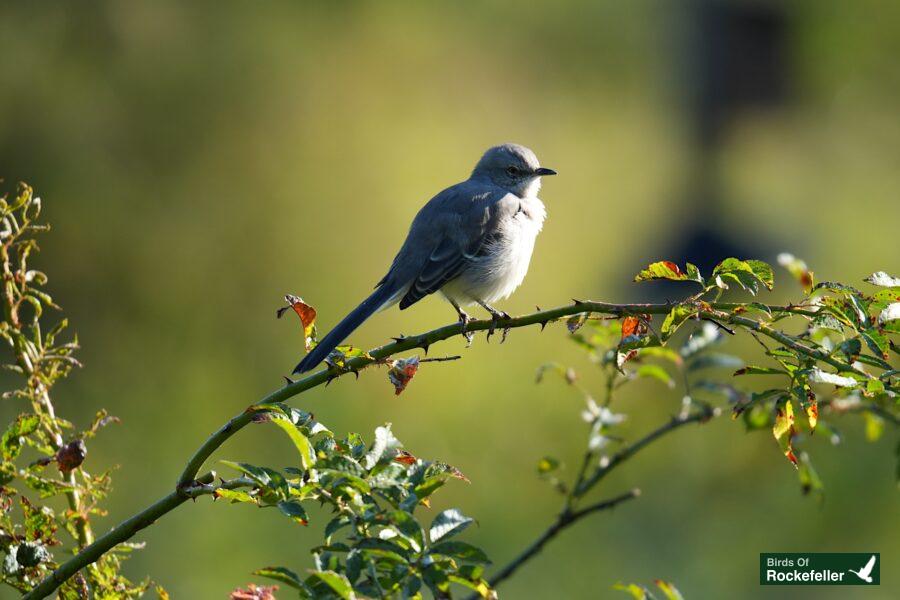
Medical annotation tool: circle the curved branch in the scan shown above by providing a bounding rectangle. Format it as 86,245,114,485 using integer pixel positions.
23,474,252,599
476,406,716,598
24,299,865,598
483,489,640,591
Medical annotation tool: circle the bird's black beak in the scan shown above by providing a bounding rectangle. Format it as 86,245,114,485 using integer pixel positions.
534,167,557,176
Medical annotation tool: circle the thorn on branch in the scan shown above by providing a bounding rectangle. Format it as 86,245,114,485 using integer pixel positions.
420,355,462,363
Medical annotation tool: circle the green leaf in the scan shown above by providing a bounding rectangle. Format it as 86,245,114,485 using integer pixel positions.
865,271,900,288
536,456,560,474
661,305,697,341
654,579,685,600
214,488,257,504
797,452,824,498
712,258,773,295
446,574,494,599
637,346,683,366
633,364,675,388
254,566,309,592
429,541,490,564
219,461,288,498
612,582,649,599
269,414,316,470
746,260,775,290
306,570,355,599
2,413,40,461
634,261,702,284
388,510,425,553
355,538,411,563
364,424,401,469
863,412,884,442
277,500,309,525
429,509,474,544
686,352,743,373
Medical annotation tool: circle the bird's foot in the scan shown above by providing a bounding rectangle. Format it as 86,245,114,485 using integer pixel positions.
456,310,474,346
484,307,511,343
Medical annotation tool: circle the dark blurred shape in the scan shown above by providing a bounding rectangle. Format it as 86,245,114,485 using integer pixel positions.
690,0,789,149
641,0,792,294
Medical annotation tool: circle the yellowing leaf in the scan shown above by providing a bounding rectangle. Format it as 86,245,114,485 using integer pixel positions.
634,261,702,284
773,400,798,467
654,579,685,600
278,294,318,352
863,411,884,442
805,400,818,431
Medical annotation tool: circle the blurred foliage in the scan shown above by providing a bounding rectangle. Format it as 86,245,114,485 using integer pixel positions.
0,184,161,597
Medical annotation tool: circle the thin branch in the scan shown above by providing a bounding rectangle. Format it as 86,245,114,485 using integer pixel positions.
481,489,640,592
473,407,717,598
575,406,716,497
25,299,868,598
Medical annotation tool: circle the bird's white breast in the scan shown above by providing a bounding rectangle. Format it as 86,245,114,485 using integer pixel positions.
445,196,546,305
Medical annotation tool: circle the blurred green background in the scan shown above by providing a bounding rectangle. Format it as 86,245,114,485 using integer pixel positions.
1,1,898,598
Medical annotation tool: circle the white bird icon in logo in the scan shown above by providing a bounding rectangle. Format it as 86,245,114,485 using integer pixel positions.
848,555,877,583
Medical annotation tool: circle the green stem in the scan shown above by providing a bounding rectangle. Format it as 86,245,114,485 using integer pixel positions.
27,299,869,597
22,474,249,600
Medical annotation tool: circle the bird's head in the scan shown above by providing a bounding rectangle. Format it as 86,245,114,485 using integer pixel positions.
472,143,556,198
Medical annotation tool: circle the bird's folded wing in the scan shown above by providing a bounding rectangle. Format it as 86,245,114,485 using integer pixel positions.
398,237,469,309
391,184,516,310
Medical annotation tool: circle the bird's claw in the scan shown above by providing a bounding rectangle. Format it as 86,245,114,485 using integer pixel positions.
486,310,510,342
457,311,475,346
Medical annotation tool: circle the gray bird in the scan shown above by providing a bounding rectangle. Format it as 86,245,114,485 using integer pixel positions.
293,143,555,374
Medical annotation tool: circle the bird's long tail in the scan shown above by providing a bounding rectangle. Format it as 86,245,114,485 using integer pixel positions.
293,283,399,374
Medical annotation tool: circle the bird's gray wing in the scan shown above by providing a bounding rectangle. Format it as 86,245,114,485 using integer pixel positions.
382,181,516,310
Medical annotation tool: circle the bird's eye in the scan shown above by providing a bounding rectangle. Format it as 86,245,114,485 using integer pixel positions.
506,166,519,176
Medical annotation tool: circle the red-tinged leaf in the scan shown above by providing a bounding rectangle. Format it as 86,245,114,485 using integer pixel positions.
447,464,470,483
617,349,638,369
634,261,687,282
430,460,471,483
230,584,278,600
621,316,641,339
278,294,318,352
806,401,818,431
394,450,417,465
773,400,798,467
388,356,420,395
